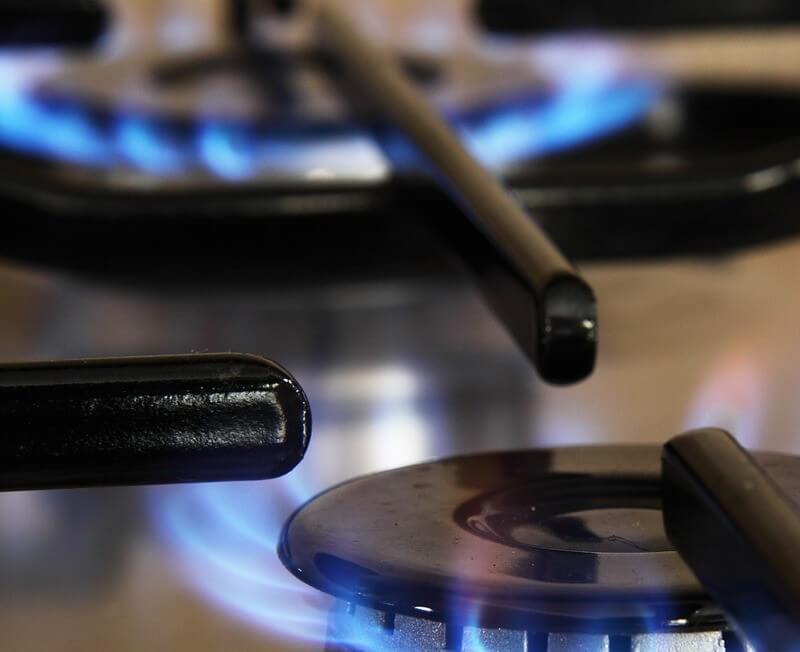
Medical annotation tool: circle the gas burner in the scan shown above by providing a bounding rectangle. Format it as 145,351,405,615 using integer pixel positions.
0,41,654,184
279,446,800,650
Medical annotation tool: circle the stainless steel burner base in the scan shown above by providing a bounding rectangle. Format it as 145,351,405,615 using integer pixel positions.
327,602,754,652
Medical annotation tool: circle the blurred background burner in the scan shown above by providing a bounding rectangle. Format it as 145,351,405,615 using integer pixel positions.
3,8,800,261
0,24,658,182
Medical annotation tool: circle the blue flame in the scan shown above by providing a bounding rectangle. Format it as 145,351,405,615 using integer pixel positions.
149,471,414,650
460,81,657,168
148,364,443,649
197,122,260,181
0,90,110,166
115,115,190,175
0,47,659,180
461,36,659,167
684,343,767,449
149,479,332,644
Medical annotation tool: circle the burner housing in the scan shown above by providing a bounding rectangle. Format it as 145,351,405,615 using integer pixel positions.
326,601,749,651
280,447,800,651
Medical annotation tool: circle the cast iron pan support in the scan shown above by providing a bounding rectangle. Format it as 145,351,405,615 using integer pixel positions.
0,0,109,47
662,428,800,652
475,0,800,34
232,0,600,385
310,1,597,385
0,353,311,491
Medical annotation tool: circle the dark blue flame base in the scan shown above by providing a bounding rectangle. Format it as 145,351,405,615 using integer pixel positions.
327,602,745,652
148,478,332,646
0,52,658,181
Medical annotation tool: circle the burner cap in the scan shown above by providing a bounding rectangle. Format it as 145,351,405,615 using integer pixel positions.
280,446,800,634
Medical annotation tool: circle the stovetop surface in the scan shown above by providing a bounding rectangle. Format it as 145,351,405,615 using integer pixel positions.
3,1,800,651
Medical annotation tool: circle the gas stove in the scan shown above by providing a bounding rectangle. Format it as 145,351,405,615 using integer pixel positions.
2,2,800,652
284,446,741,652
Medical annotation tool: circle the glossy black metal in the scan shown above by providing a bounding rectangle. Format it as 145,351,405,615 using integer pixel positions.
0,0,109,47
0,353,311,491
662,428,800,652
476,0,800,33
314,3,596,385
444,215,597,384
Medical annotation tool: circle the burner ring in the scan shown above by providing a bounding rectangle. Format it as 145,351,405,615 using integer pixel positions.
456,474,669,555
280,445,800,634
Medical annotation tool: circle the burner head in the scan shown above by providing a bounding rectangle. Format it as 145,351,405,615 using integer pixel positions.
279,446,800,648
